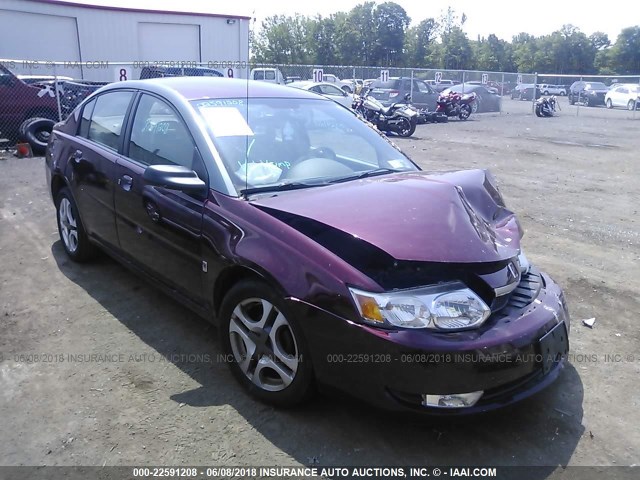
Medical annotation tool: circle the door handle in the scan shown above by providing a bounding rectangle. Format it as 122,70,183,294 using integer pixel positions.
118,175,133,191
72,150,82,163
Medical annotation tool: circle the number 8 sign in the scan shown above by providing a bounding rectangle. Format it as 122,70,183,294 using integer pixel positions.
114,66,130,82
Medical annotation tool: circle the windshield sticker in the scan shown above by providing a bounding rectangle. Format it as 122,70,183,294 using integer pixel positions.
199,106,254,137
388,160,406,169
198,99,245,107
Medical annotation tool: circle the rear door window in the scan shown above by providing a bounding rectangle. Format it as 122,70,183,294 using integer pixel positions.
87,91,133,151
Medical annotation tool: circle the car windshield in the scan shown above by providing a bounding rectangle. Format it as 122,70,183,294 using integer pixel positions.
191,97,417,195
586,82,607,90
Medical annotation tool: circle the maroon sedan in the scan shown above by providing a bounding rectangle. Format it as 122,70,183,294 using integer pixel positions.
45,78,570,413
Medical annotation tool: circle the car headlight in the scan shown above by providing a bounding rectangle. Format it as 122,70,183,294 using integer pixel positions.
348,282,491,330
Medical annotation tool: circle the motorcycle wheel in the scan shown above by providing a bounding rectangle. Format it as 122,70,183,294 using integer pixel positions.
397,117,416,137
535,105,543,117
459,105,472,120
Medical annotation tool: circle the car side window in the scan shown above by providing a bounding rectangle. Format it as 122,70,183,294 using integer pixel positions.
319,84,344,96
78,98,96,139
128,94,197,170
620,87,628,94
87,91,133,150
415,81,431,93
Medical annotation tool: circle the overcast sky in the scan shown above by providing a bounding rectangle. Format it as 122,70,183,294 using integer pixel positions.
57,0,640,41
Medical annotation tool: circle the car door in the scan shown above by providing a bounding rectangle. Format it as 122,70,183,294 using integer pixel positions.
615,87,628,107
114,93,207,301
67,90,134,249
413,80,438,110
318,84,351,108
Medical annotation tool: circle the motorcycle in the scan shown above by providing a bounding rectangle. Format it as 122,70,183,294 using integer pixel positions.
352,90,418,137
435,91,477,120
535,96,560,117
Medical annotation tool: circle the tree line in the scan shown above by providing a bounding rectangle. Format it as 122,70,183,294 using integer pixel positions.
251,2,640,74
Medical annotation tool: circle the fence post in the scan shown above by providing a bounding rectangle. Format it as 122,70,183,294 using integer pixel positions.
53,63,63,122
577,76,582,117
532,72,537,113
500,72,505,114
410,69,414,100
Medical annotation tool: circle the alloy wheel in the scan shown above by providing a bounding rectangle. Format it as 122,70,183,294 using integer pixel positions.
228,298,299,392
58,197,79,253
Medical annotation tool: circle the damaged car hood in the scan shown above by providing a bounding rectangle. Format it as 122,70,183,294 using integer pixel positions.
251,169,522,264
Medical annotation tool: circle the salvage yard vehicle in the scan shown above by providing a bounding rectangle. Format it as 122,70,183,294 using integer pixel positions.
605,84,640,110
287,81,353,109
369,77,439,111
46,77,570,413
0,64,106,152
568,81,608,106
0,64,59,146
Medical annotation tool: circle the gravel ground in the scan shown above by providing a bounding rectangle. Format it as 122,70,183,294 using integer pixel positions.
0,98,638,476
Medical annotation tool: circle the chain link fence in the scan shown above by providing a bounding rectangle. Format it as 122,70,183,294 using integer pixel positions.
2,58,638,149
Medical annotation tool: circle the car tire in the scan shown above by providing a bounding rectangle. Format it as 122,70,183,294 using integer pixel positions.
55,187,98,262
471,101,479,113
19,117,56,154
606,99,613,109
628,100,636,111
583,96,590,107
543,91,549,96
569,96,575,105
219,280,314,407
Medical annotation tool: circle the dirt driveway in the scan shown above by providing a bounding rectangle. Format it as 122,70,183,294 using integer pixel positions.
0,99,638,476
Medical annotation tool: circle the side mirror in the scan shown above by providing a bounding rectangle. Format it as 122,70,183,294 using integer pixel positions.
143,164,207,194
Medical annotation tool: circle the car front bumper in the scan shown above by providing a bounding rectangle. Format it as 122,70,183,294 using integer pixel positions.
289,269,570,414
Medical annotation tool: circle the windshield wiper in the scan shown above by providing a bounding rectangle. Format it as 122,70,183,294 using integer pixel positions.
241,181,327,196
328,167,402,184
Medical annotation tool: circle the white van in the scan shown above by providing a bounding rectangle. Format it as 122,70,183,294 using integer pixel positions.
250,68,286,85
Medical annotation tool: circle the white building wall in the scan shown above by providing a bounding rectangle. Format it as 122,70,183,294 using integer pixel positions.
0,0,250,80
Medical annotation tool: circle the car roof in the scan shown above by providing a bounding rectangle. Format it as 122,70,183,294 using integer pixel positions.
290,81,343,88
95,77,327,101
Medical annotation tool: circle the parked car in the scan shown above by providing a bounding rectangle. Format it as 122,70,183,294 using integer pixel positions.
538,84,567,96
317,74,354,93
368,77,439,110
140,65,224,80
605,84,640,110
567,81,608,106
287,81,353,108
0,63,59,144
250,67,286,85
343,78,364,88
511,84,541,101
442,84,502,113
17,74,73,85
426,79,457,92
46,77,570,413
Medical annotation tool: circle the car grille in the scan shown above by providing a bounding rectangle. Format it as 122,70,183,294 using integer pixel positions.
492,268,542,317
